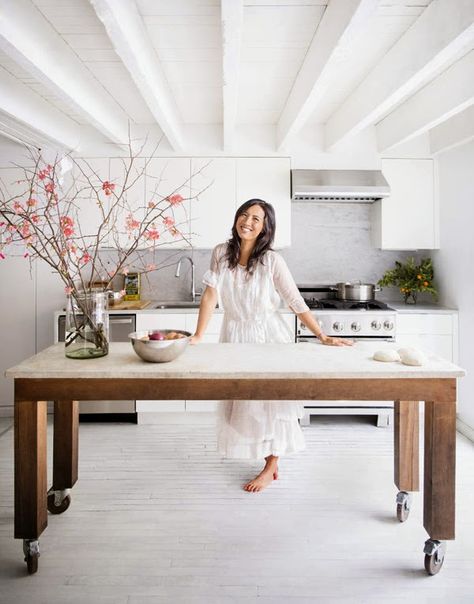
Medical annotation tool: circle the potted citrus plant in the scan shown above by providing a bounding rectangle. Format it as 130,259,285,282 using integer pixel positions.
378,257,438,304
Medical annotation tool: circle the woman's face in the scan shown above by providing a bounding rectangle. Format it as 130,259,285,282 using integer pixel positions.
236,204,266,242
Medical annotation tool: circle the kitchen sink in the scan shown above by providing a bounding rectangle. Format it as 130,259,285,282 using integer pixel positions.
152,301,201,309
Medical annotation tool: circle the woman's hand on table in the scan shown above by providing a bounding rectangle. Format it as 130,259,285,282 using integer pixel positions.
319,334,354,347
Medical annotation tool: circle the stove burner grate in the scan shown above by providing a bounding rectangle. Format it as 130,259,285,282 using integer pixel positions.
303,297,390,311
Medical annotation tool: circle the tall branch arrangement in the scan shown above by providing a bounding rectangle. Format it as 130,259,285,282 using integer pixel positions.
0,139,209,355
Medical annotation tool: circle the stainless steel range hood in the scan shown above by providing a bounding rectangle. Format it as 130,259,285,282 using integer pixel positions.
291,169,390,202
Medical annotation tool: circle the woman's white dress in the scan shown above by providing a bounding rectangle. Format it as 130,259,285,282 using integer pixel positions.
202,243,310,460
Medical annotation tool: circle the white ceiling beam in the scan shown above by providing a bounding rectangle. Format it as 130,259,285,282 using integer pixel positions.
429,104,474,155
221,0,243,151
376,51,474,152
0,0,131,146
90,0,185,152
325,0,474,150
0,66,81,150
277,0,378,151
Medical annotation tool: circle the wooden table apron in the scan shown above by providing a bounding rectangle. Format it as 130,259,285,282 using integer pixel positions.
14,375,457,545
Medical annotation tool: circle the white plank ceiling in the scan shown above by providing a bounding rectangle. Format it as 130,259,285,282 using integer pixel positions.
0,0,473,153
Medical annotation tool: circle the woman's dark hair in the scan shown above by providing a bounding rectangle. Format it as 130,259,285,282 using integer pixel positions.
224,199,276,274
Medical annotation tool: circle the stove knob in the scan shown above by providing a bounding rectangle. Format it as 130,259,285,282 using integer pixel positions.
371,320,381,331
383,320,394,331
351,322,361,332
333,321,344,332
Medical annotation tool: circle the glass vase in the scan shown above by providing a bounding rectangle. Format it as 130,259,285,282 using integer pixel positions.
65,292,109,359
403,291,418,305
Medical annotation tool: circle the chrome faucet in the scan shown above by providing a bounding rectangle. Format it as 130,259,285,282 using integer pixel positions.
175,255,197,302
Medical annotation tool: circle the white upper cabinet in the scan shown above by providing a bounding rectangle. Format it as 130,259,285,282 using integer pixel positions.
109,157,146,249
190,158,234,248
235,158,291,249
145,158,191,249
72,158,111,248
371,158,438,250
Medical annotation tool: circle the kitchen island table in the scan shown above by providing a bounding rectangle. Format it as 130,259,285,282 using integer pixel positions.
6,342,464,575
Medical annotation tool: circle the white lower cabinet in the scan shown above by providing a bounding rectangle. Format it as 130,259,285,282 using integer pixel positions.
395,312,458,363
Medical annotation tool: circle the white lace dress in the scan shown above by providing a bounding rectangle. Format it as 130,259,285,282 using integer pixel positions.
202,243,310,460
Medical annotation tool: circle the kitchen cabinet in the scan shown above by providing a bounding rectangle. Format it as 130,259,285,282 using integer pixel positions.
190,158,234,248
395,311,458,363
145,158,191,249
73,158,111,247
235,158,291,248
371,158,438,250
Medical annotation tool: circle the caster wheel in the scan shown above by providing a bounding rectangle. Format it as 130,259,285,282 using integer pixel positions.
47,492,71,514
396,491,411,522
23,540,40,574
25,552,39,574
423,539,446,575
424,552,444,575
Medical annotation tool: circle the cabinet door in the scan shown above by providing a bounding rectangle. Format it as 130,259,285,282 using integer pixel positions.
396,313,454,361
372,159,437,250
190,158,234,248
235,158,291,248
145,158,191,249
73,158,111,248
108,158,146,249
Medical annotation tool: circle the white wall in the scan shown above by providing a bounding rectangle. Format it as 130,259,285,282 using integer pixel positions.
432,141,474,430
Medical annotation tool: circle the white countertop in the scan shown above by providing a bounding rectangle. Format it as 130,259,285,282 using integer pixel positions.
387,302,458,314
6,341,465,380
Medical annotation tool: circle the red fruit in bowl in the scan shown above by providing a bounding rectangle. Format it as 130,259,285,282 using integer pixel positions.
149,331,165,341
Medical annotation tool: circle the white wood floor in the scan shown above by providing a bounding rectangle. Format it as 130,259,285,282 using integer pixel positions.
1,414,474,604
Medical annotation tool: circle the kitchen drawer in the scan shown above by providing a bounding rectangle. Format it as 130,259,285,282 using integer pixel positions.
136,313,186,331
396,313,453,335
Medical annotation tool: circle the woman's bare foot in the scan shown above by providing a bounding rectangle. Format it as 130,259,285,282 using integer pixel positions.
243,467,274,492
243,455,279,492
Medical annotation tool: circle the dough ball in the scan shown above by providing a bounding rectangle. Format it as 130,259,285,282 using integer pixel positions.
398,347,426,366
373,349,400,362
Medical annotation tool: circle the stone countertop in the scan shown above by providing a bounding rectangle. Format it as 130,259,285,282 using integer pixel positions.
387,302,458,314
6,341,465,380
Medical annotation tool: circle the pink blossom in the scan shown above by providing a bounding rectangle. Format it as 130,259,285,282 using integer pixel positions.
125,214,140,231
102,181,115,196
167,194,184,206
38,170,47,180
0,252,5,260
144,228,159,241
60,216,75,237
146,263,156,272
23,252,29,258
13,201,24,214
31,214,40,224
7,225,16,233
148,201,156,209
80,252,92,264
121,267,129,276
163,216,175,227
26,198,37,208
45,182,55,193
65,286,73,295
0,222,4,227
20,223,31,238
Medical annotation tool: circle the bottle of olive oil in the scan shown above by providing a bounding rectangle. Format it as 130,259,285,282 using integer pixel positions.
124,272,140,301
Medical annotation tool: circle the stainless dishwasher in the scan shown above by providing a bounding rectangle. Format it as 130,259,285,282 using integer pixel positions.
57,313,137,419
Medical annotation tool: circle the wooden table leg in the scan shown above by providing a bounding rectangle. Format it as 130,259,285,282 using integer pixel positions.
424,400,456,540
53,400,79,490
14,400,48,539
394,400,419,492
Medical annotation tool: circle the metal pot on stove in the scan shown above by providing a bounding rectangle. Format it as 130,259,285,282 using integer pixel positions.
332,281,381,302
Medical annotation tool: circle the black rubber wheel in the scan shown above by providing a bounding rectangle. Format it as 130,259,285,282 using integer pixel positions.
397,502,409,522
424,552,444,575
47,492,71,515
25,553,39,574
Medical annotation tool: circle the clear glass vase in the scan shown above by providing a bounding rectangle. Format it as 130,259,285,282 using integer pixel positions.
65,292,109,359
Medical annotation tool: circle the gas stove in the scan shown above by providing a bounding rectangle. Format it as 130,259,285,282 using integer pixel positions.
296,285,397,341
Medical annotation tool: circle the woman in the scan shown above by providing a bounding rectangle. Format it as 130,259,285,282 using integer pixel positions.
191,199,353,493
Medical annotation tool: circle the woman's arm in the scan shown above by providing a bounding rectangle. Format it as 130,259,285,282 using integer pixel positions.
190,286,218,344
296,310,353,347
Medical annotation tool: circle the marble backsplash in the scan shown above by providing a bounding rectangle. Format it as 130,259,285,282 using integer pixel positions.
134,203,429,305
